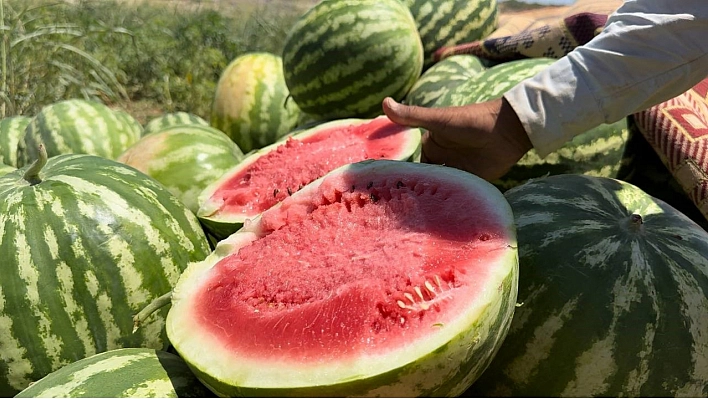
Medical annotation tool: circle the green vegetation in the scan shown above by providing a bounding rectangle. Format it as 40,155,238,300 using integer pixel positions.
0,0,302,121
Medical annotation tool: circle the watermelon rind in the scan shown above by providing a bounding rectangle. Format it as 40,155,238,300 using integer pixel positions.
0,153,211,395
14,348,213,398
168,160,519,397
467,174,708,397
0,115,31,167
196,116,422,240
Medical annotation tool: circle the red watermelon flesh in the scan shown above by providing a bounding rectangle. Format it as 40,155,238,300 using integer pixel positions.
198,117,421,233
171,161,517,398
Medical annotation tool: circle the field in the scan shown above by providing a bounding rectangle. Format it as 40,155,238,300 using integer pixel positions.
0,0,553,124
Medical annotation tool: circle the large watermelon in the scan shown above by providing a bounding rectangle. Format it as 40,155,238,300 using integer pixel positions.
0,115,31,167
211,52,300,154
197,116,421,239
117,124,244,214
144,112,208,136
402,0,498,70
404,55,486,108
167,160,518,396
282,0,424,120
0,146,211,395
467,174,708,397
14,348,213,398
16,99,141,166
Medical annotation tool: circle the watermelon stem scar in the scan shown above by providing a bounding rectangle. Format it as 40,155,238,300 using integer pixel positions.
23,144,47,185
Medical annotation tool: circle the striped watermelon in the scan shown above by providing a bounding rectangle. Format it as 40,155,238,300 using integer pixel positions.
211,52,300,154
117,124,244,214
402,0,498,69
0,115,31,167
16,99,142,167
404,55,486,108
168,160,518,396
0,148,211,396
113,109,144,138
443,57,556,107
282,0,424,120
14,348,213,398
144,112,208,136
197,116,421,239
467,174,708,397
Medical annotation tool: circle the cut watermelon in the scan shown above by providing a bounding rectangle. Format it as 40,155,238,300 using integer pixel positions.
196,116,421,239
168,160,518,396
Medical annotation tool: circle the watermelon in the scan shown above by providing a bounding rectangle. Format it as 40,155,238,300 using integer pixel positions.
144,112,208,136
14,348,213,398
466,174,708,397
402,0,498,70
113,109,144,138
0,115,31,167
211,52,300,154
16,99,142,166
0,146,211,396
117,124,244,214
0,163,15,176
167,159,518,396
442,57,556,107
404,55,486,108
196,116,422,239
282,0,424,120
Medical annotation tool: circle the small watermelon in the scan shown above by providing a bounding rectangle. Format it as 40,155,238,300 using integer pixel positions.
467,174,708,397
144,112,208,136
211,52,300,153
197,116,421,239
168,160,518,396
0,115,31,167
16,99,142,166
402,0,498,70
282,0,424,120
405,55,486,108
117,124,244,214
14,348,214,398
0,146,211,396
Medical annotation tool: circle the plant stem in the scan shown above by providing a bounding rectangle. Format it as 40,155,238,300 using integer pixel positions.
23,144,47,185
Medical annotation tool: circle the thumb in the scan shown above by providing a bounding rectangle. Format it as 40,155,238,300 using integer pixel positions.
382,97,453,132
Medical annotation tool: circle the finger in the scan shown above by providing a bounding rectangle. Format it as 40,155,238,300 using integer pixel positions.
382,97,454,132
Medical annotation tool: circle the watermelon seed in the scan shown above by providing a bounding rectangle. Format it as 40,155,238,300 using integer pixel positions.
404,292,415,303
287,187,293,196
396,181,404,189
273,189,279,197
367,181,374,189
479,234,491,241
370,193,379,202
425,281,436,294
351,185,356,192
397,300,407,309
414,286,425,301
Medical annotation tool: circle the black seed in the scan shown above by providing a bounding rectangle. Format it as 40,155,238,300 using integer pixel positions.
396,181,404,189
370,193,379,202
287,187,293,196
273,189,279,197
351,185,356,192
367,181,374,189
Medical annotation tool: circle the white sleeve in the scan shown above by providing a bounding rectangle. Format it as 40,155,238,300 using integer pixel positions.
503,0,708,157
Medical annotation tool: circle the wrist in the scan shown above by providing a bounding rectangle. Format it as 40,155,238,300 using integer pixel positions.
495,97,533,155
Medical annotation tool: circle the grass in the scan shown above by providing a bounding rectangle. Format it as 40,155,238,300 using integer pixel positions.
0,0,302,122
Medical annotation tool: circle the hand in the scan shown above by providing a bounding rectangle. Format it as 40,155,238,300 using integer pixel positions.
382,97,533,181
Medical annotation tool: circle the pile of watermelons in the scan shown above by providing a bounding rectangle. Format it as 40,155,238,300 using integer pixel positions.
1,0,708,397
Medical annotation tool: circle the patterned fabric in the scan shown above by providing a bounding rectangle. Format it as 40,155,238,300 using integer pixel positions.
434,12,607,62
633,78,708,222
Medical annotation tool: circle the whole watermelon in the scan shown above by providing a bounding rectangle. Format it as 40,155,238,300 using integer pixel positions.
0,147,211,396
402,0,498,70
211,52,300,153
144,112,208,136
405,55,486,108
0,115,31,167
282,0,424,120
466,174,708,397
117,124,244,214
16,99,141,166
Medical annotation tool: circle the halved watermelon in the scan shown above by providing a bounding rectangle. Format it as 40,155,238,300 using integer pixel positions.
167,160,518,396
196,116,421,239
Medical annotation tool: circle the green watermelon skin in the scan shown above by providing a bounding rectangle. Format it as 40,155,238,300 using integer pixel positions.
282,0,424,120
0,154,211,396
402,0,498,70
0,115,31,167
0,163,15,176
467,174,708,397
16,99,142,166
144,112,208,136
14,348,213,398
170,160,519,397
443,57,556,106
113,109,144,139
404,55,486,108
117,124,245,214
211,52,301,154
